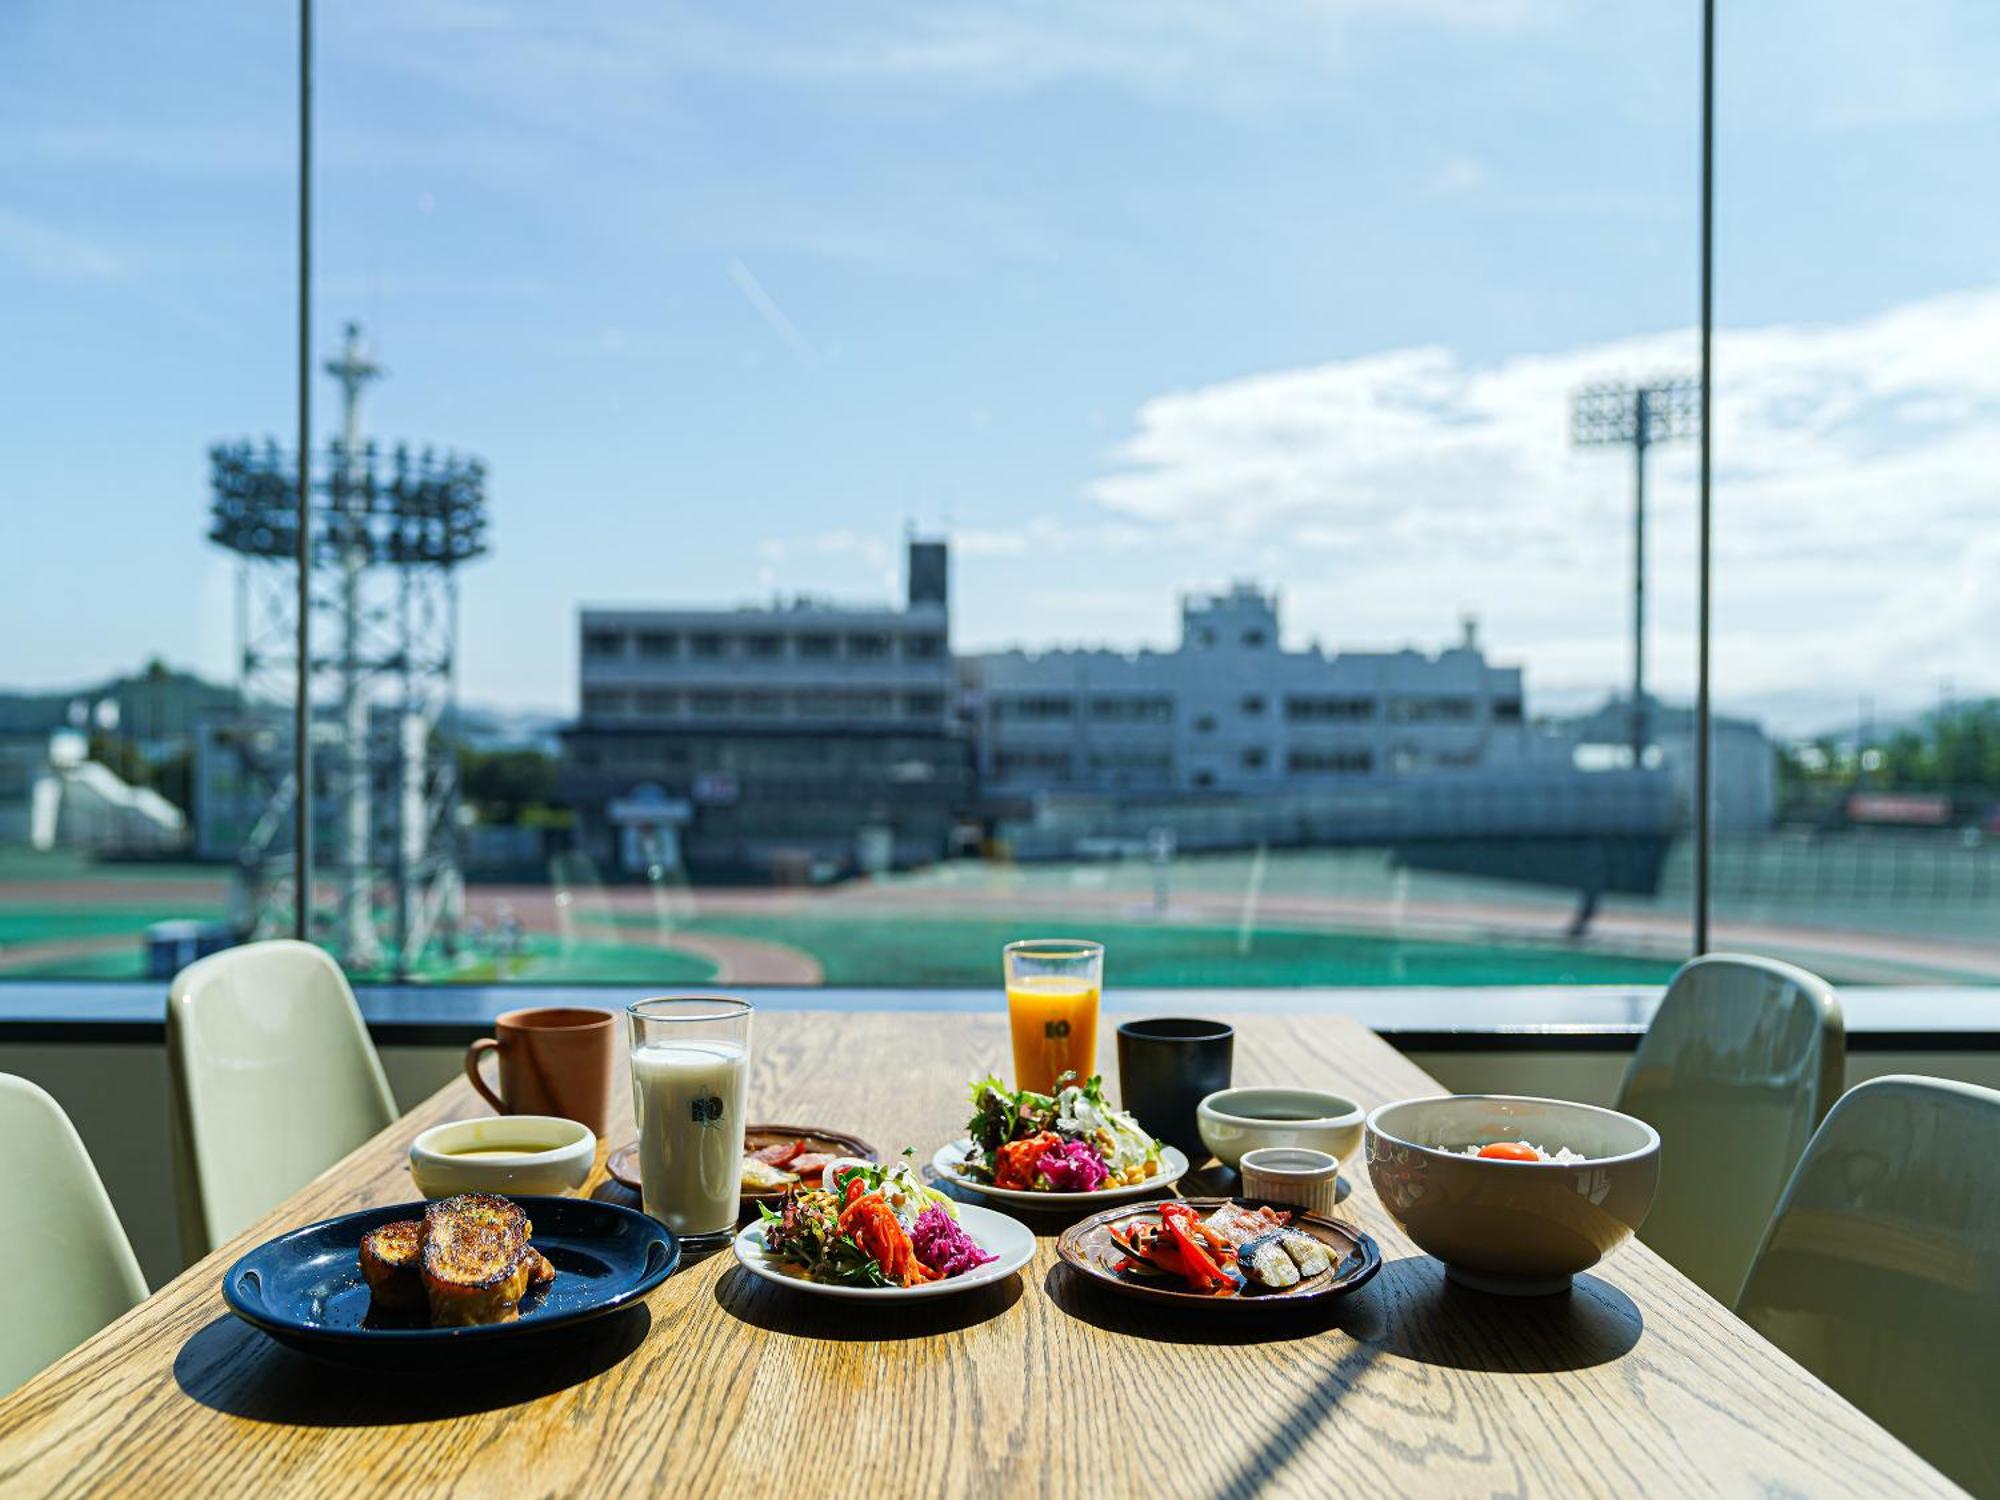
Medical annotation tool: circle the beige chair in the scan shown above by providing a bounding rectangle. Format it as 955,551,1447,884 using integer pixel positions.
1737,1075,2000,1497
167,939,397,1262
0,1074,148,1397
1615,952,1843,1304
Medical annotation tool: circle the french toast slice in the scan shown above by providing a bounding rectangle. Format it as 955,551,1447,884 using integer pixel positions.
358,1219,426,1314
421,1193,534,1326
526,1247,555,1290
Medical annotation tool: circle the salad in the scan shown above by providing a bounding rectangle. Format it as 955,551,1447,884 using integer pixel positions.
757,1153,996,1288
960,1073,1162,1192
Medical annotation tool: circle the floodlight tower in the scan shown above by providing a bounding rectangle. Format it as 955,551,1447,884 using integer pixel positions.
208,322,488,977
1572,377,1699,762
326,322,385,968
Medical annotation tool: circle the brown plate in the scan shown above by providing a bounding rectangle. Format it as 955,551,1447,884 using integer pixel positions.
607,1124,881,1201
1056,1197,1381,1306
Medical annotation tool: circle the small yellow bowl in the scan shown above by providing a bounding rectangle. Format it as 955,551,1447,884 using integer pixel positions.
408,1115,596,1200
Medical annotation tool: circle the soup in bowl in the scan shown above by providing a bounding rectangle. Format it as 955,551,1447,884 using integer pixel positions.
1197,1087,1365,1170
1364,1094,1660,1296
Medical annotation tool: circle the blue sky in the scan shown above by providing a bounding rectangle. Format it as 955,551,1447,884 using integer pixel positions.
3,1,1998,732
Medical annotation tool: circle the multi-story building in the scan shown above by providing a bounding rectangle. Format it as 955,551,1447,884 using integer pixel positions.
968,583,1566,801
559,538,974,875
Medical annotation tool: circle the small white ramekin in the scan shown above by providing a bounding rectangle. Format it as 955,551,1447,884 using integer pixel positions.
1239,1145,1342,1217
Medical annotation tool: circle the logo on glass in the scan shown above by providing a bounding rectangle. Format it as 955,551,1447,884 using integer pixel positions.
1044,1019,1071,1039
690,1092,726,1126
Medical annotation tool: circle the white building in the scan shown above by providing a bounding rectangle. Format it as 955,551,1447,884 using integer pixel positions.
562,539,975,874
0,730,185,854
968,584,1571,800
1563,695,1776,832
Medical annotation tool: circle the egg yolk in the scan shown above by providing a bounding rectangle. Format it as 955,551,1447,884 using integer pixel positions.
1476,1141,1543,1162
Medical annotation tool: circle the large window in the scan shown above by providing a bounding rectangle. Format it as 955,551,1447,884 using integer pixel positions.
6,4,1988,991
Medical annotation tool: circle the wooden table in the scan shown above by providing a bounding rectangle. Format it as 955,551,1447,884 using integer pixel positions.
0,1013,1962,1498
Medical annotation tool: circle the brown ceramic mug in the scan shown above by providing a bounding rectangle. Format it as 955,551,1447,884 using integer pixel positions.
465,1006,616,1137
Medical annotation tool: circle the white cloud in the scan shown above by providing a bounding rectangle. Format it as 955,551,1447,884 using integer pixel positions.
360,0,1556,114
1079,287,2000,732
0,210,125,281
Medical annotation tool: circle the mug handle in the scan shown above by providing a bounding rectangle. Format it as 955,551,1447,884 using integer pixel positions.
465,1037,507,1114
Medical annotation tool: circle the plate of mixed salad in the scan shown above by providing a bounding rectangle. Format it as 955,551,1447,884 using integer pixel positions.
931,1074,1190,1206
1057,1198,1380,1305
733,1153,1034,1300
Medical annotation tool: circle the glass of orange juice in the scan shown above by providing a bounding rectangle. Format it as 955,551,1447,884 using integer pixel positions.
1004,939,1104,1094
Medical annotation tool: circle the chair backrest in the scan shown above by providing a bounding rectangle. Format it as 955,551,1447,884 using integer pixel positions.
0,1074,148,1397
1736,1075,2000,1497
167,939,397,1262
1615,952,1843,1304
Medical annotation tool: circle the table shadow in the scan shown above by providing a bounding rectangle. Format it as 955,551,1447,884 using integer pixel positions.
1358,1254,1643,1373
1044,1261,1369,1347
1046,1251,1639,1373
711,1263,1022,1340
172,1305,652,1427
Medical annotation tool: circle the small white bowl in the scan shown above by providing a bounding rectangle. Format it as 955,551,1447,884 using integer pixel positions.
409,1115,596,1200
1240,1146,1342,1217
1197,1087,1366,1170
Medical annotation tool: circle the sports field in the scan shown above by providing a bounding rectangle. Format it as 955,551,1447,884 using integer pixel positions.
5,838,2000,988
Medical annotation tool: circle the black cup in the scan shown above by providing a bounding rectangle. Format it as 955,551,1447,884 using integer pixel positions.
1115,1018,1235,1160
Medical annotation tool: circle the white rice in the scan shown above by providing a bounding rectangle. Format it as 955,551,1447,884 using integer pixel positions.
1458,1141,1588,1165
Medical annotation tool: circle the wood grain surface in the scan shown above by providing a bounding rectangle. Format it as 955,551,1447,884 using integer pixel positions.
0,1012,1962,1498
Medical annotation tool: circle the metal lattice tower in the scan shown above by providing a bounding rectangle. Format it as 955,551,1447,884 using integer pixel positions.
208,321,489,977
1572,377,1699,762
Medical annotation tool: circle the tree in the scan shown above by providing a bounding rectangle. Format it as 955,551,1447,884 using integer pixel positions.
459,747,559,825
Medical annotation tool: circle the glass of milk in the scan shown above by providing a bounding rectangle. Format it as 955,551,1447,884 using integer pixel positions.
626,996,752,1247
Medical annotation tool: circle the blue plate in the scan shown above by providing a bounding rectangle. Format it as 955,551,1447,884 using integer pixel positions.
223,1195,679,1369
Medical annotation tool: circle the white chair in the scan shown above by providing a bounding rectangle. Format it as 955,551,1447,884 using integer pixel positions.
167,939,396,1261
1615,952,1843,1304
1737,1075,2000,1497
0,1074,147,1397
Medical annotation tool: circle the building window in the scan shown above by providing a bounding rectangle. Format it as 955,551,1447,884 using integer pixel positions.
1287,749,1373,774
583,629,625,659
1241,629,1267,648
798,634,837,659
903,691,945,717
1088,749,1173,775
848,633,892,659
994,694,1074,722
1191,769,1215,789
1285,695,1376,723
689,689,732,714
1193,714,1217,733
994,749,1072,778
1494,697,1523,722
1240,694,1266,716
1389,696,1476,724
582,688,627,718
636,631,678,659
690,633,728,659
635,689,679,715
739,690,783,716
1090,695,1173,723
744,634,785,659
1241,747,1267,770
904,634,946,660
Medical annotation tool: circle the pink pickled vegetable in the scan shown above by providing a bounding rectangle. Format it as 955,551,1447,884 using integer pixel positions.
910,1204,997,1278
1035,1136,1110,1192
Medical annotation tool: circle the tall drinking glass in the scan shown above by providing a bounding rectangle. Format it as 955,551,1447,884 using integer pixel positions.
626,995,751,1248
1005,939,1103,1094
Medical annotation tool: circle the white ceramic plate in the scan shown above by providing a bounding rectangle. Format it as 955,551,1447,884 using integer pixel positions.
731,1201,1035,1301
929,1140,1191,1207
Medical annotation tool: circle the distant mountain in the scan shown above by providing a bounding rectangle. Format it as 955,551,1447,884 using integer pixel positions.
454,703,566,753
